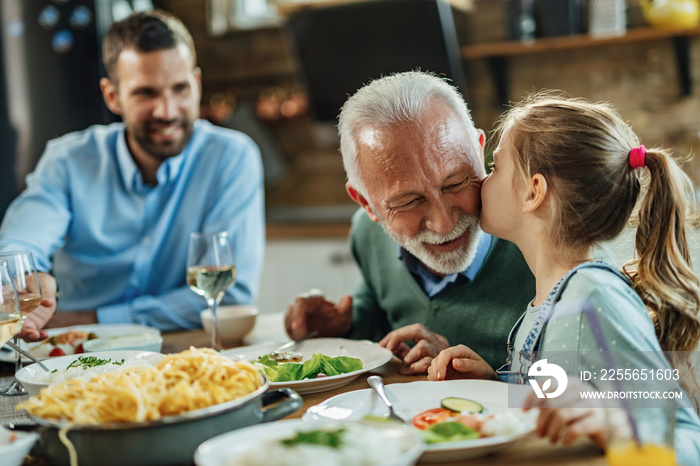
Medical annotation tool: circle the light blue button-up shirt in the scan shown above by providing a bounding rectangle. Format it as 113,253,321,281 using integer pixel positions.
400,232,492,298
0,120,265,331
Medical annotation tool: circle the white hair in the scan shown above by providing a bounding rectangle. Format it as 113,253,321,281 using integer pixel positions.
337,71,478,197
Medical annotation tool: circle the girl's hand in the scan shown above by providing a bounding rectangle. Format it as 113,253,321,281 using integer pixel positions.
427,344,498,381
533,406,607,448
524,380,607,449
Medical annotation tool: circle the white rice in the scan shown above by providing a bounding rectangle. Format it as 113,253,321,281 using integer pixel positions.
231,424,410,466
480,409,538,437
30,357,154,384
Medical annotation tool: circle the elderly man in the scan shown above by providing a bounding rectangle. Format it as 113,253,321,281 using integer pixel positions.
0,10,264,339
285,71,535,374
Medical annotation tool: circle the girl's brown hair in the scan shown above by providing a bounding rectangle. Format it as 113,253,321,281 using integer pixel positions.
494,92,700,356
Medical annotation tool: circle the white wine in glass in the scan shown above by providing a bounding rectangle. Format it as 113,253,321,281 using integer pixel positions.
3,252,43,316
0,275,21,345
187,232,235,351
186,265,237,302
0,260,23,396
0,311,21,347
0,251,42,396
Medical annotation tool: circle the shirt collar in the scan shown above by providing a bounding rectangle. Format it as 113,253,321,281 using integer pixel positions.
115,128,138,191
398,231,493,298
463,231,491,281
115,121,199,192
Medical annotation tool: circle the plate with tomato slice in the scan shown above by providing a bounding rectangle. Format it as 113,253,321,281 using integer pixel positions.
303,379,537,462
0,324,160,363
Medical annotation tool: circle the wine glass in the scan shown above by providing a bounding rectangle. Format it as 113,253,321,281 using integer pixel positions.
0,259,24,396
0,251,42,396
187,232,236,351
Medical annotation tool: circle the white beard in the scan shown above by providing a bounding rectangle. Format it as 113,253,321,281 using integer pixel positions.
381,214,483,275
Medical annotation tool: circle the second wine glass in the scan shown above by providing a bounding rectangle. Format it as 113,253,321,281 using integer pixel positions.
187,232,236,351
0,261,22,347
0,252,37,396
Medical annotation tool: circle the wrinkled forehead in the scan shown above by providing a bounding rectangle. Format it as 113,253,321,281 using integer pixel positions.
358,107,482,175
430,106,483,175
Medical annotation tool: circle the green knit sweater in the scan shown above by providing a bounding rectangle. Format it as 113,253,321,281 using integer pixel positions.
347,209,536,369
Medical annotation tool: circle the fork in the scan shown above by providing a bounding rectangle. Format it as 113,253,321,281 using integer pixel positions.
367,375,406,423
270,330,320,354
5,339,50,372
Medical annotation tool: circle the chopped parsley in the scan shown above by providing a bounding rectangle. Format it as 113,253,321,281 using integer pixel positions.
281,428,346,449
65,356,125,370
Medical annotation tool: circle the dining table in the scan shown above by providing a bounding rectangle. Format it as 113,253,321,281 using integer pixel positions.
1,312,607,466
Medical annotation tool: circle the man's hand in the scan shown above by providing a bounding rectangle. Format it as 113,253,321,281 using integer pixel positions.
379,323,450,375
427,344,497,381
19,272,57,342
284,291,353,340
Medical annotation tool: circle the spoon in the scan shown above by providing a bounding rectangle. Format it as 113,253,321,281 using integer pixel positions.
367,375,406,423
4,340,50,372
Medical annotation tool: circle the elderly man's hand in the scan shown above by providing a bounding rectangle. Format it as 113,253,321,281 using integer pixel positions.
427,344,497,381
379,323,450,375
19,272,58,342
284,291,353,340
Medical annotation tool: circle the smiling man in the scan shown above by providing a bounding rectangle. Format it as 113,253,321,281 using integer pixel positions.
284,71,535,374
0,10,265,336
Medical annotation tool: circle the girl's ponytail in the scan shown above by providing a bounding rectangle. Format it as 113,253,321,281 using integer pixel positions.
623,147,700,353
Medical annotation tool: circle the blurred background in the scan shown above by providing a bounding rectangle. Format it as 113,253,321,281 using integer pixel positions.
2,0,700,312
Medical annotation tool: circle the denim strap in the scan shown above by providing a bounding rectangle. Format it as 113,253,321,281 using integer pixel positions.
497,261,628,384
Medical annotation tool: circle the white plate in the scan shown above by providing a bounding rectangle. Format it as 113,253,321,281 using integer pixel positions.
303,379,535,463
15,349,164,396
220,338,393,395
194,419,424,466
0,426,39,466
0,324,161,363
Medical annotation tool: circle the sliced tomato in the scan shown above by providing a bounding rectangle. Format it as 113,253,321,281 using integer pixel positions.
412,407,456,430
74,344,85,354
49,347,65,357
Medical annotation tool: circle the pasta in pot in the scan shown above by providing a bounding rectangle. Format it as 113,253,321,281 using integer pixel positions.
16,347,261,424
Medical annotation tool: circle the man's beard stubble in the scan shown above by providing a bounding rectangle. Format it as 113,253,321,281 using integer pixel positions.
380,214,483,275
131,118,194,161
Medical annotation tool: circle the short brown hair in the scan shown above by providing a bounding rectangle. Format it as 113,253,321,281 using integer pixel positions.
102,9,196,81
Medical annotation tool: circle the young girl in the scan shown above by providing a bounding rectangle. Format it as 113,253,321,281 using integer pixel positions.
427,93,700,464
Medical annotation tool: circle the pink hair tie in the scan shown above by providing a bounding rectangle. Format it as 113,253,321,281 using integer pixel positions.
629,145,646,169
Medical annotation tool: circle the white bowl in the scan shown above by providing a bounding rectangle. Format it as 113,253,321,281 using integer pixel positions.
194,419,424,466
15,350,164,396
0,426,38,466
83,332,163,353
201,305,258,345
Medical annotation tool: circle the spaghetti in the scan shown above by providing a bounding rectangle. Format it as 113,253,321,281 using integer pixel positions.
16,347,261,424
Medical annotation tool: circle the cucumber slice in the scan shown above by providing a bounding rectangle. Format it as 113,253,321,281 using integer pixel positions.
440,397,483,414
